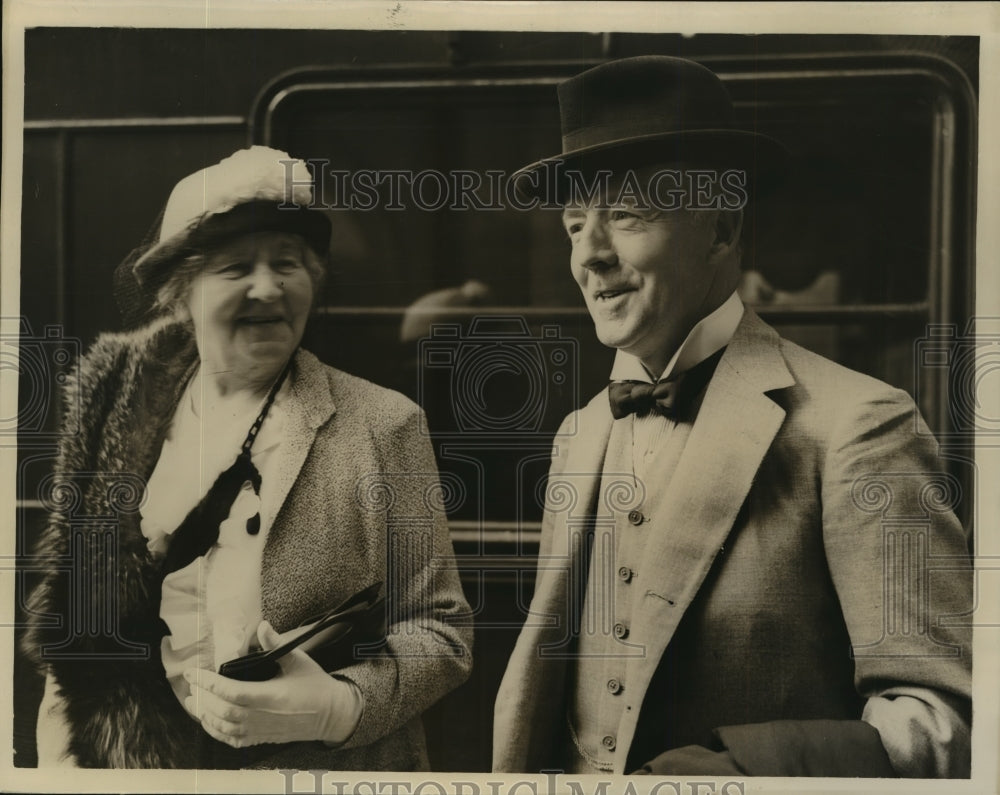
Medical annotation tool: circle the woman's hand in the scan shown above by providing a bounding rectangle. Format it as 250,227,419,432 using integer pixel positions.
183,621,364,748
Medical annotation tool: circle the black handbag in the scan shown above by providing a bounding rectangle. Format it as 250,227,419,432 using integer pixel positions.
218,581,386,681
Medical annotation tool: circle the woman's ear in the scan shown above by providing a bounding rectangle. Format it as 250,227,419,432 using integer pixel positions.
159,286,192,323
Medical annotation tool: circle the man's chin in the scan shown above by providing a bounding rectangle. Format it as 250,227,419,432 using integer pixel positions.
592,323,633,352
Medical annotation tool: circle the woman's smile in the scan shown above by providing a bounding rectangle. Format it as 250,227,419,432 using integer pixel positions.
185,231,314,393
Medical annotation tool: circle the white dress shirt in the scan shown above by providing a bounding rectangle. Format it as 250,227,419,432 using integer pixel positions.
608,291,744,485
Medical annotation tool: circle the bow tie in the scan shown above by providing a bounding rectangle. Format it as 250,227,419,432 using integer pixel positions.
608,348,724,421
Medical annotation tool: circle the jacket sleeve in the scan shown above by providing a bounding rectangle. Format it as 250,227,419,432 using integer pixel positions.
818,386,972,777
632,387,972,779
333,404,474,750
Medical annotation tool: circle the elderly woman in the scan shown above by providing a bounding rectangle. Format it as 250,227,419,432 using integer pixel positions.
23,146,473,769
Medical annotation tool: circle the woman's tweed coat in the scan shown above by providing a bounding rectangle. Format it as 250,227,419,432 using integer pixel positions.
22,318,473,769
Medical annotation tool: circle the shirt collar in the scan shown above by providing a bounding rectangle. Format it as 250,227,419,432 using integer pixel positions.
609,291,744,383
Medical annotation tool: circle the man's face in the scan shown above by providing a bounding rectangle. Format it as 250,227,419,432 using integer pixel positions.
561,166,740,375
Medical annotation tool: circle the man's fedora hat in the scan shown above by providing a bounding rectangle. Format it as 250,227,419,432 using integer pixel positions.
512,55,788,202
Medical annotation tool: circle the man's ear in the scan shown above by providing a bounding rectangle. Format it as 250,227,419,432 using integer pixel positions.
710,208,743,256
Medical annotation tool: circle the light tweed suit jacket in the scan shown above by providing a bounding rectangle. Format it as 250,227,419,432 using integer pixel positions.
493,310,971,778
25,318,473,769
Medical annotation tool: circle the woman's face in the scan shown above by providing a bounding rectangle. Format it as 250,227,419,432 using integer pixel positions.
184,231,315,391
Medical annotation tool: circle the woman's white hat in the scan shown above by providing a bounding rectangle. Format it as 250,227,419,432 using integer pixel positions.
132,146,331,290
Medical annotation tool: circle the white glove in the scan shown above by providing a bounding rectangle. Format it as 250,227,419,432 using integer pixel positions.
184,620,364,748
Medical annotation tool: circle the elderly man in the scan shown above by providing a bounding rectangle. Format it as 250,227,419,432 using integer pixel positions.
492,56,971,778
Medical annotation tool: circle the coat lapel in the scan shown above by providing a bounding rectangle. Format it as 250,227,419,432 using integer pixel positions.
539,395,616,655
493,395,615,772
544,396,615,558
261,348,336,537
615,310,795,769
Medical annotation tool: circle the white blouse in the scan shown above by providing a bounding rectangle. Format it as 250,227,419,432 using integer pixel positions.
140,372,290,706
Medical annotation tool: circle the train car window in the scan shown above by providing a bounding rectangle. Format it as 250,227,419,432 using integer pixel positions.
256,53,976,531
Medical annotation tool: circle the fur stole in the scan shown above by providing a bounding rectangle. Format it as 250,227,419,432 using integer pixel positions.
22,319,266,768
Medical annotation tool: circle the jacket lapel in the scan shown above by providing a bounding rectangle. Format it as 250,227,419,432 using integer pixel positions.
539,395,617,655
261,348,336,537
544,396,615,559
615,310,795,769
494,394,615,772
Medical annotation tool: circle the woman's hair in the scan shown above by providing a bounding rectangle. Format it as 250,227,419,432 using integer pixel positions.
153,232,327,320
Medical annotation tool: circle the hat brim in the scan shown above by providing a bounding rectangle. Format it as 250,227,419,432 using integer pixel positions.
510,129,789,204
133,201,331,292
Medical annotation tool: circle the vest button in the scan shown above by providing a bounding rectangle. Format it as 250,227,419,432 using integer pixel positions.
607,678,622,695
627,510,644,526
614,622,629,640
602,735,616,751
618,566,633,583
